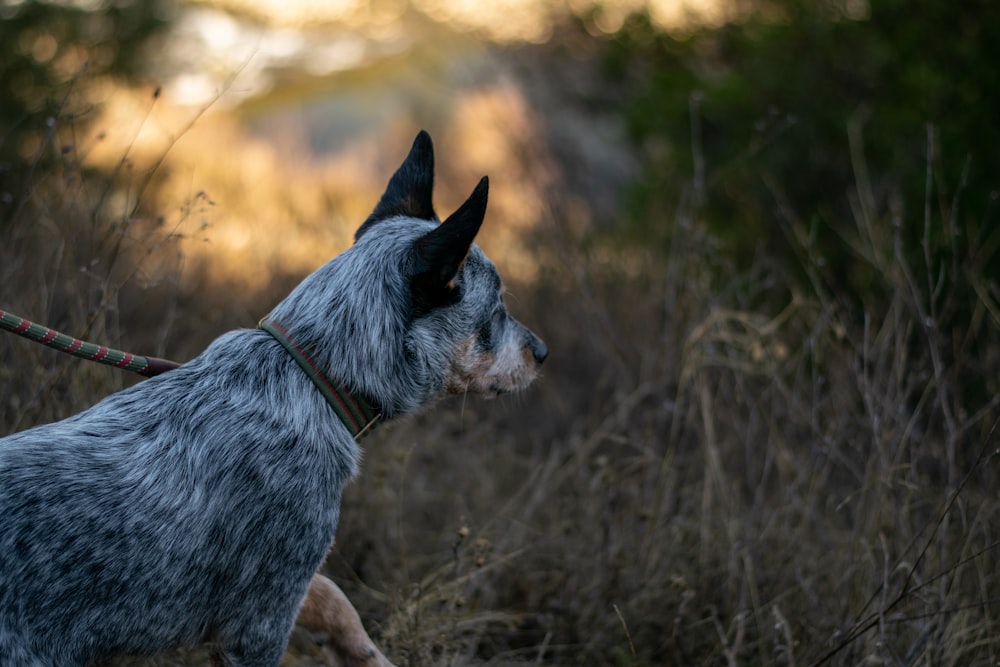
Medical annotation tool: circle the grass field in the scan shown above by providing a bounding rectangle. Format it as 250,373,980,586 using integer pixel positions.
2,53,999,667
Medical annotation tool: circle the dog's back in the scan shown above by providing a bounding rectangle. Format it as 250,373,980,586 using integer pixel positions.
0,330,358,664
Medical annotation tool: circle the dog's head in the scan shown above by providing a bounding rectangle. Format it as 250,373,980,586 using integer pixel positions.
271,131,546,418
356,131,548,401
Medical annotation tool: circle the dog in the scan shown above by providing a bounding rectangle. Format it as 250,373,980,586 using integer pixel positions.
0,130,547,666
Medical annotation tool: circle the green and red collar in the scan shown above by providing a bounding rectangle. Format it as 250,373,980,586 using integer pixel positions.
259,317,380,440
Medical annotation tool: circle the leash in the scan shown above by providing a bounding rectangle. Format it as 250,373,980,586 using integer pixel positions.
0,307,379,440
0,308,180,377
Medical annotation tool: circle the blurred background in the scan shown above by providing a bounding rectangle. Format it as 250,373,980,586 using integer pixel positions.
2,0,1000,665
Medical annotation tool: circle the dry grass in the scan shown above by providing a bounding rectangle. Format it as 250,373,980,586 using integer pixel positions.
2,79,999,667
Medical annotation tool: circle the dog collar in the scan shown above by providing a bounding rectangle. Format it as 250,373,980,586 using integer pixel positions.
259,317,381,440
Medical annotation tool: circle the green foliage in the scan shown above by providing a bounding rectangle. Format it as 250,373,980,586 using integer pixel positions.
602,0,1000,295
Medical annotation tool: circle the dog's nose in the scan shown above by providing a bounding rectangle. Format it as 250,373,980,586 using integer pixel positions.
528,335,548,365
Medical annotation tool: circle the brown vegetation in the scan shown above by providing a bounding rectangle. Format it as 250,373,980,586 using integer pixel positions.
2,48,999,667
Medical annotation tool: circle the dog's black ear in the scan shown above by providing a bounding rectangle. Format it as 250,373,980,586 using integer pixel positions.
356,131,436,240
410,176,489,314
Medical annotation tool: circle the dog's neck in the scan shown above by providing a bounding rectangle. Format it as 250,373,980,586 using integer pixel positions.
259,317,381,440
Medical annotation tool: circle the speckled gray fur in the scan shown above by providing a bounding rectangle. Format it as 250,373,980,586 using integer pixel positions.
0,131,546,666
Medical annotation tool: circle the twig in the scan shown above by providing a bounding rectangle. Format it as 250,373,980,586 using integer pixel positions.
613,604,638,662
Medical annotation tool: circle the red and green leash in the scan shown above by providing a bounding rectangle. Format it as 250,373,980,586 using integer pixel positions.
0,308,180,377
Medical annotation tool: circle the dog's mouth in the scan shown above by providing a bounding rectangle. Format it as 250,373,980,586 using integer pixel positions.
444,344,541,397
447,366,541,398
481,379,529,399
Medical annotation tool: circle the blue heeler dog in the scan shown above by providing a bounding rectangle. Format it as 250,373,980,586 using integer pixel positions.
0,131,547,666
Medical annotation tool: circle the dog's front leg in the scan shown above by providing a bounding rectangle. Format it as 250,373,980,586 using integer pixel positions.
296,573,396,667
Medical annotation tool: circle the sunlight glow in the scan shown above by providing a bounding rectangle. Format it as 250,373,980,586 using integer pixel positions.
186,0,742,39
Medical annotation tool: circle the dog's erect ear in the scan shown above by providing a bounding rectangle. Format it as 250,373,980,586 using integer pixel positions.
410,176,489,314
356,131,437,240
